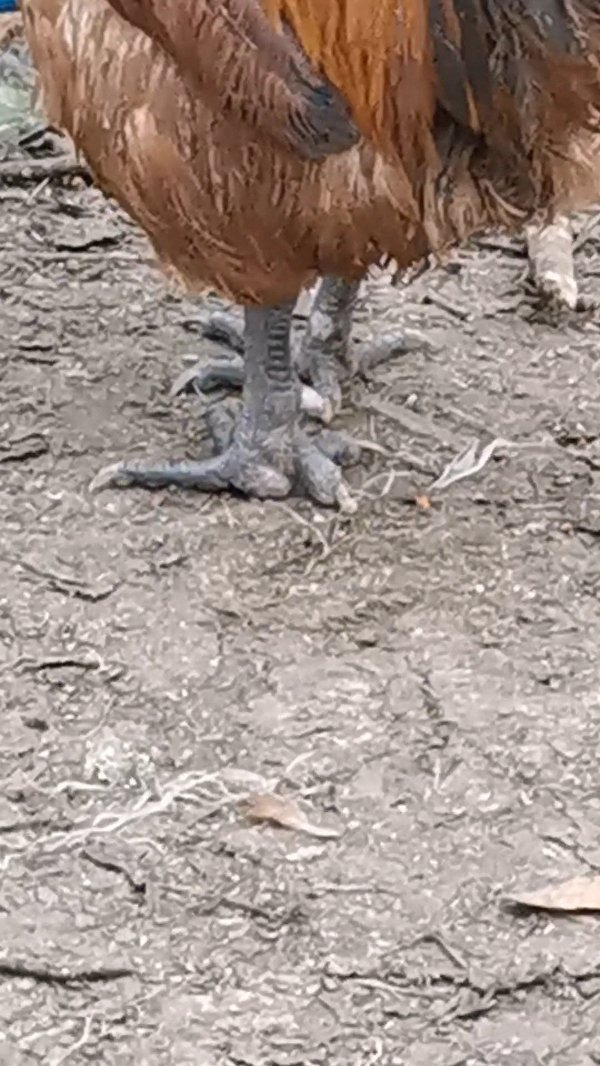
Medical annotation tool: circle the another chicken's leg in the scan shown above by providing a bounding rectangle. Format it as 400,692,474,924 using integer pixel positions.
91,300,356,509
526,217,579,309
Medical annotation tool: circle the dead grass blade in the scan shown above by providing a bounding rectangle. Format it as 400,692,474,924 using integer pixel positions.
428,437,513,491
243,793,341,839
509,875,600,913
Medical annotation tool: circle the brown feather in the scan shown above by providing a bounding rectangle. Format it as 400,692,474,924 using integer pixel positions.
18,0,600,313
99,0,359,159
262,0,433,144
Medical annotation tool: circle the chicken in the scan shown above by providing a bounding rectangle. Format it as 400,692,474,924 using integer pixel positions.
19,0,600,507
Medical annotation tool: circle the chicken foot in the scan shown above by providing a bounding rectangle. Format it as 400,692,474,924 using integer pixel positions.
90,300,358,509
526,218,579,309
177,275,416,421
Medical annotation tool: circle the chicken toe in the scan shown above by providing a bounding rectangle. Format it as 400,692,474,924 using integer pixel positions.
169,309,245,399
172,351,332,422
170,354,245,399
90,301,356,509
90,431,355,508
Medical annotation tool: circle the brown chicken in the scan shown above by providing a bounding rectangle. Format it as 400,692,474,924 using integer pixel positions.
20,0,600,507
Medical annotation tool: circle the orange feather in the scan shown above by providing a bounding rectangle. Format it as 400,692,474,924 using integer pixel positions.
261,0,431,142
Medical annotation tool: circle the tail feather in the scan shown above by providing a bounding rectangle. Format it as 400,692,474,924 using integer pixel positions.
430,0,591,136
502,0,580,53
454,0,495,116
429,0,494,129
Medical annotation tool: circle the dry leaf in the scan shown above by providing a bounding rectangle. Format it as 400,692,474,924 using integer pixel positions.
510,875,600,913
415,494,431,510
243,793,341,840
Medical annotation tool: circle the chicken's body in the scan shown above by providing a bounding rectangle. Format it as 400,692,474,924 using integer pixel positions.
20,0,600,505
22,0,428,305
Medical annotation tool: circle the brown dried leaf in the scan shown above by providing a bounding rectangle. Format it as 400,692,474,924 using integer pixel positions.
510,875,600,912
243,793,341,839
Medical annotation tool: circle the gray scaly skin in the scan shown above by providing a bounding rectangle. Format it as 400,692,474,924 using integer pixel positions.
91,294,367,510
526,218,579,309
173,274,420,421
172,276,365,425
90,222,584,510
92,275,414,509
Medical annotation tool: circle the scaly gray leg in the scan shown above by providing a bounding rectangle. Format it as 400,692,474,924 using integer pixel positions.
526,218,579,309
172,309,332,421
176,277,422,420
298,277,425,411
90,300,356,509
295,276,361,415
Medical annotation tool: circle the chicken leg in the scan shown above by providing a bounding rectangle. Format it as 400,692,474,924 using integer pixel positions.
295,275,359,415
526,218,579,309
178,275,418,421
91,299,358,508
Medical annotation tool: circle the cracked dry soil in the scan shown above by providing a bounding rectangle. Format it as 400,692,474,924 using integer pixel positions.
1,180,600,1066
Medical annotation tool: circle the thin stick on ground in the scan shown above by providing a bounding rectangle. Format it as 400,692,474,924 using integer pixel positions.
52,1015,95,1066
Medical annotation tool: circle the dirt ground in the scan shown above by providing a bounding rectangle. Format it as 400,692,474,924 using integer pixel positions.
2,169,600,1066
